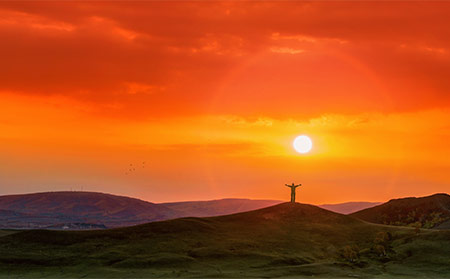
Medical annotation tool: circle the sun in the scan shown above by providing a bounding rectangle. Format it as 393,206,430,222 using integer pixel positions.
293,135,313,154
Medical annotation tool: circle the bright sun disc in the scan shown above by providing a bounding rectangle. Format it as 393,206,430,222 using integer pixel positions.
293,135,312,154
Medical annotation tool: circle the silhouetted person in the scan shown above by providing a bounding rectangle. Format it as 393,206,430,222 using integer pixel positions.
285,183,301,203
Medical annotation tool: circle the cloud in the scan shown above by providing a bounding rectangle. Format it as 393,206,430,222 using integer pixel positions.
1,2,450,119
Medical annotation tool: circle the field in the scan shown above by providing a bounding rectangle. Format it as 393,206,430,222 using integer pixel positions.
1,203,449,278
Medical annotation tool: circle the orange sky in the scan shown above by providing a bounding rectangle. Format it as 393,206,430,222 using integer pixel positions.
1,2,450,204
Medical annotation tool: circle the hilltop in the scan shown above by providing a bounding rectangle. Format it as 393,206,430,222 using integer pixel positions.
1,202,450,278
351,193,450,229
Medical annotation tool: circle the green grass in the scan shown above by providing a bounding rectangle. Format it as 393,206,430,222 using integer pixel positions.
1,203,449,278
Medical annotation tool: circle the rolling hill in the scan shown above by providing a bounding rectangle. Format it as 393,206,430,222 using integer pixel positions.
351,193,450,229
2,191,448,232
0,192,281,229
1,202,449,278
0,192,179,228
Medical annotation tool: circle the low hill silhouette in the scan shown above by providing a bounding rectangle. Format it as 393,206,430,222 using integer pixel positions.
0,192,281,229
351,193,450,229
0,191,179,228
1,202,450,278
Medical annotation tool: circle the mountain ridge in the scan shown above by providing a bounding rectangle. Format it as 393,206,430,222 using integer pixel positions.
4,191,447,230
0,191,179,228
0,192,282,229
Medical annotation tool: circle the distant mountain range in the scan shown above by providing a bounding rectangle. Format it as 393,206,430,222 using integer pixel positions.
0,192,178,229
351,193,450,229
0,192,281,229
2,191,448,230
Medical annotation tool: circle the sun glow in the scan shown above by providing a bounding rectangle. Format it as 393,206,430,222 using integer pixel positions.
293,135,313,154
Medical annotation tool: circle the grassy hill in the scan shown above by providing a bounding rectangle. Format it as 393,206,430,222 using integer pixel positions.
1,202,450,278
351,193,450,229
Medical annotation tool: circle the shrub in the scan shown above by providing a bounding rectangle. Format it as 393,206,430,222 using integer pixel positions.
341,245,359,263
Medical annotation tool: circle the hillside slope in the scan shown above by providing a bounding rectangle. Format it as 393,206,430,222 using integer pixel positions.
0,192,179,228
1,202,450,278
0,192,281,229
351,193,450,228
